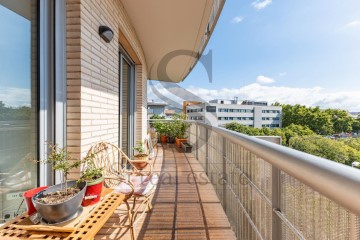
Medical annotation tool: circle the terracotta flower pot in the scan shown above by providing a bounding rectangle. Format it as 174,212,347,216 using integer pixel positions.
133,154,149,170
175,137,187,148
160,135,168,143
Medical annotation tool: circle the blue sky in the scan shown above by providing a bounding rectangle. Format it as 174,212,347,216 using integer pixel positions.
0,4,31,107
148,0,360,111
180,0,360,90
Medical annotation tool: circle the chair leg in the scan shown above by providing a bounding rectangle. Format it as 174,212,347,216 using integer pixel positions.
125,199,135,239
130,226,135,240
146,202,152,213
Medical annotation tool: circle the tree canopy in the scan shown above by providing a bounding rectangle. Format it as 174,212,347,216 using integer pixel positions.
224,122,360,166
280,104,354,135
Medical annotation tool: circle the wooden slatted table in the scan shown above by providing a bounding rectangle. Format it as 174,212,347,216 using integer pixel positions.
0,188,125,240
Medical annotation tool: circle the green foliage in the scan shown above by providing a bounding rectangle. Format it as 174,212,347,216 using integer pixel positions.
339,138,360,151
224,122,315,146
172,114,190,139
46,145,80,182
352,115,360,133
152,121,170,136
37,145,81,191
150,114,165,120
0,101,31,121
133,142,145,154
152,114,189,139
289,136,360,165
149,114,165,127
224,122,360,166
280,103,354,134
79,154,103,182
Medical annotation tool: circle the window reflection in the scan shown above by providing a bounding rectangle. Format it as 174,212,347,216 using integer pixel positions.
0,1,38,223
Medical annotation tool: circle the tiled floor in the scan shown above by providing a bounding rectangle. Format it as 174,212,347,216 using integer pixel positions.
95,144,236,240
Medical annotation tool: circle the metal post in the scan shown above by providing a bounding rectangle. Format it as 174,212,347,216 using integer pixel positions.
350,161,359,240
205,127,209,174
196,123,199,160
222,136,227,212
272,166,282,240
350,214,356,240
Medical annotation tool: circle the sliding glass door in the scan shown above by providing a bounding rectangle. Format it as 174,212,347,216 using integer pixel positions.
119,51,136,158
0,0,38,223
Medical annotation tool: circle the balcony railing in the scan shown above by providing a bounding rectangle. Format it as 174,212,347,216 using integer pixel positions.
187,121,360,240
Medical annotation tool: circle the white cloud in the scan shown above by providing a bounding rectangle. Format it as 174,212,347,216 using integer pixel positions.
231,16,244,24
345,20,360,29
0,87,30,107
184,84,360,111
256,75,275,84
252,0,272,10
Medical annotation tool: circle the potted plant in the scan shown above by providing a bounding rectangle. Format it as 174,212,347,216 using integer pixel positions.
173,114,190,148
153,121,169,143
32,145,87,224
166,121,176,143
132,142,149,170
79,154,104,207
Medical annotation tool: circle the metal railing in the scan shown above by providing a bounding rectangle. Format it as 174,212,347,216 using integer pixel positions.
187,121,360,240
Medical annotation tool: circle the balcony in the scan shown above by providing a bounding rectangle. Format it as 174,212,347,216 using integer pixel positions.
186,121,360,239
93,144,236,239
2,120,360,239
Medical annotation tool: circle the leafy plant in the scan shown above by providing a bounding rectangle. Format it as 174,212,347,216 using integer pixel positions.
40,144,81,193
172,114,190,139
133,142,146,155
79,153,103,182
153,121,170,136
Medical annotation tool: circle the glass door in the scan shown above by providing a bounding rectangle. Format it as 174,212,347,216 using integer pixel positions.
0,0,38,223
119,52,136,157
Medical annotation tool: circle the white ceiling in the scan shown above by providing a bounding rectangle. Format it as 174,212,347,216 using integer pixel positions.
121,0,214,82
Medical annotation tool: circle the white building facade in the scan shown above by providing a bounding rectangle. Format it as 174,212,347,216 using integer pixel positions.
186,99,282,128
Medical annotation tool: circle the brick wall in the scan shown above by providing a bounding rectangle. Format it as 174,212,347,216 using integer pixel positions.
66,0,148,178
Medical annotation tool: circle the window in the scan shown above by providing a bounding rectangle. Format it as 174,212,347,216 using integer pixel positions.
120,50,136,157
0,1,38,223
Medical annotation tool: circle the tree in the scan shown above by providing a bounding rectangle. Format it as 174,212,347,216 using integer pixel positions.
325,109,353,133
289,135,360,165
352,115,360,134
280,103,354,135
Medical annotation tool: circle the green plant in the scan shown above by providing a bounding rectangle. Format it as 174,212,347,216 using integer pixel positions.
133,142,146,155
150,114,165,127
171,114,190,139
40,144,81,192
153,121,170,136
79,154,103,182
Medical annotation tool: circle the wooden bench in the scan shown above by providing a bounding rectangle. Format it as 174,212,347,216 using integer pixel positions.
0,188,125,240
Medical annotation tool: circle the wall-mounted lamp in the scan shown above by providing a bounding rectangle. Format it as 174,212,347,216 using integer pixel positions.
99,26,114,43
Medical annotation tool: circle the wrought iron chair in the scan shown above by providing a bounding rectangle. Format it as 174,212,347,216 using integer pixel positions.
87,142,159,240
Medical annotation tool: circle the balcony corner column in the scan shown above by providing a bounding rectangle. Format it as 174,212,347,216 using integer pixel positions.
272,166,282,240
196,123,199,160
205,127,209,174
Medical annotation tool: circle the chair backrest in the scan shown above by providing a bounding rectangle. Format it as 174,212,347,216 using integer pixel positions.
144,134,155,159
87,142,132,181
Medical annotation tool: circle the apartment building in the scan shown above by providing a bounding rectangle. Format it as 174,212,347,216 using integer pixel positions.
147,102,168,118
186,99,282,128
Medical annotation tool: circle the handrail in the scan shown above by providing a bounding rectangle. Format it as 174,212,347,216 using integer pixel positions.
190,121,360,216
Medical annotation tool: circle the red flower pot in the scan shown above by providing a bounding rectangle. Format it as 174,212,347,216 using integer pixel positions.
81,176,104,207
24,186,48,215
160,135,168,143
